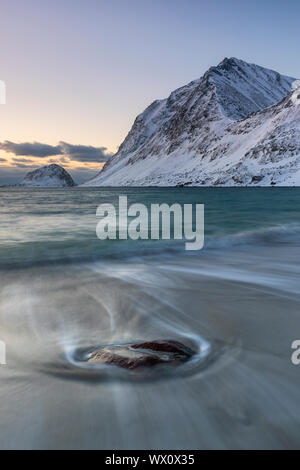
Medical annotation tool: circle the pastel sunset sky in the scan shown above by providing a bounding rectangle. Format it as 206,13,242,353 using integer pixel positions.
1,0,300,184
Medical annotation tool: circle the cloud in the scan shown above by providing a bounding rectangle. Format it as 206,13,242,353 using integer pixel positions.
13,163,39,169
0,141,61,157
58,141,112,162
55,156,69,163
0,157,7,162
73,166,97,171
12,157,34,163
48,157,70,165
0,140,112,162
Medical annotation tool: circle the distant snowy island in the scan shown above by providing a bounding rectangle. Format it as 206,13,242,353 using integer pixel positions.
18,164,75,187
83,57,300,187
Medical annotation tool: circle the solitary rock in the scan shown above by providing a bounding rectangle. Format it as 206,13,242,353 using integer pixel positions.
87,340,195,370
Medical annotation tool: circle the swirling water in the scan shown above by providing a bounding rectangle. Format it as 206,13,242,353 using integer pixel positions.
0,187,300,449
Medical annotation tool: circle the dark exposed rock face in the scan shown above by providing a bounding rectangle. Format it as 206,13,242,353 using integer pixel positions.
87,340,195,370
251,175,264,183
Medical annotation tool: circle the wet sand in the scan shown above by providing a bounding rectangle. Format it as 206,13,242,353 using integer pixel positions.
0,245,299,449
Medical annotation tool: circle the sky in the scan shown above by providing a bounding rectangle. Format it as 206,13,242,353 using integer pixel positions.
0,0,300,184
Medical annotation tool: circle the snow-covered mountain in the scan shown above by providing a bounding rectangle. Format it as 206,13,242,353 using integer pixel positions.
84,57,300,186
19,164,75,187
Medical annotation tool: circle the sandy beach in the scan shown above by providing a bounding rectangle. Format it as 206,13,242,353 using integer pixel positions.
0,242,299,449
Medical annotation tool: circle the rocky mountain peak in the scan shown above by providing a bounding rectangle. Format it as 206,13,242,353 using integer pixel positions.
83,58,299,187
204,57,296,120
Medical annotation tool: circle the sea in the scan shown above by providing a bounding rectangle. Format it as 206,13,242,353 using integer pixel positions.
0,187,300,449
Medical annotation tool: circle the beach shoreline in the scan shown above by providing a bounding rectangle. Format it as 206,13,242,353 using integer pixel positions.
0,243,299,449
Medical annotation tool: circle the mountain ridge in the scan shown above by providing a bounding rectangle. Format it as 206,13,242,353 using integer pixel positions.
83,58,299,187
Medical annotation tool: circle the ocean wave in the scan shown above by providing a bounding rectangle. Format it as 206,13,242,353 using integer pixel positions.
206,223,300,250
0,223,299,270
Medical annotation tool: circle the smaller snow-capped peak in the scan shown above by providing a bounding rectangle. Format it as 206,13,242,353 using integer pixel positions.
19,164,75,187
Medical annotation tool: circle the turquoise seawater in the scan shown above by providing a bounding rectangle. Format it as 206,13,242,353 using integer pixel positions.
0,187,300,267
